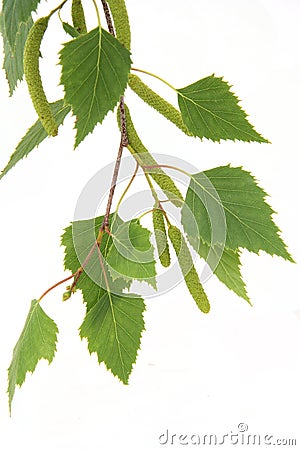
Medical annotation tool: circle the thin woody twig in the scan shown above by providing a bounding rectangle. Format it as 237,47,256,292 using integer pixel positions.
101,99,128,228
38,272,77,302
101,139,124,229
100,0,115,35
99,1,128,228
119,97,129,146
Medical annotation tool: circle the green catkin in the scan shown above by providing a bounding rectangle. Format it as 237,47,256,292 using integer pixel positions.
23,17,58,137
121,105,184,207
71,0,87,34
152,209,171,267
168,225,210,313
107,0,131,50
129,74,193,137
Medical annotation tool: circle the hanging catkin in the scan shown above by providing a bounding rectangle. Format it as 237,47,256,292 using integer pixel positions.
24,17,58,137
152,209,171,267
168,225,210,313
71,0,87,34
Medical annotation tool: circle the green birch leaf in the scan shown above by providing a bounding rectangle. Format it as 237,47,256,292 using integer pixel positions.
8,300,58,412
2,0,40,49
199,241,250,302
62,22,80,38
62,213,156,311
80,290,145,384
106,215,157,289
60,27,131,147
0,15,33,95
182,165,293,260
61,214,130,312
177,75,268,142
0,100,71,180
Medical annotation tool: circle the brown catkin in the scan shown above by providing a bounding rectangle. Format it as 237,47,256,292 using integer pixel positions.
121,105,184,207
168,225,210,313
71,0,87,34
152,209,171,267
129,74,193,137
24,17,58,137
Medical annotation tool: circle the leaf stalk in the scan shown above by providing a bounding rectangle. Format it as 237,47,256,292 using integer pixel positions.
131,67,176,91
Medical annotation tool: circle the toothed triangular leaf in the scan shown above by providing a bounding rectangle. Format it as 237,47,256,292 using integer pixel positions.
80,290,145,384
0,15,33,95
2,0,40,49
177,75,268,142
182,165,293,260
62,212,146,384
59,27,131,147
0,100,71,180
8,300,58,412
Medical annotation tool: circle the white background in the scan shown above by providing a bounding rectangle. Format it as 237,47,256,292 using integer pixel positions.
0,0,300,449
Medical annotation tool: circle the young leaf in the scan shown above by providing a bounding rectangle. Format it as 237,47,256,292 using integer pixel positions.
199,241,249,302
80,290,145,384
106,215,157,288
182,165,293,260
0,100,71,180
8,300,58,411
60,27,131,147
61,214,131,312
177,75,268,142
2,0,40,49
62,22,80,38
0,15,33,95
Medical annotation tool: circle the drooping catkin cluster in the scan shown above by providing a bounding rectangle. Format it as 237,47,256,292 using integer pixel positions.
168,225,210,313
152,209,171,267
107,0,131,50
122,105,183,207
24,17,58,137
71,0,87,34
129,74,193,137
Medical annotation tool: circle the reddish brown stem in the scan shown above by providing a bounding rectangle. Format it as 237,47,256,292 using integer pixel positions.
69,239,99,292
38,272,77,302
